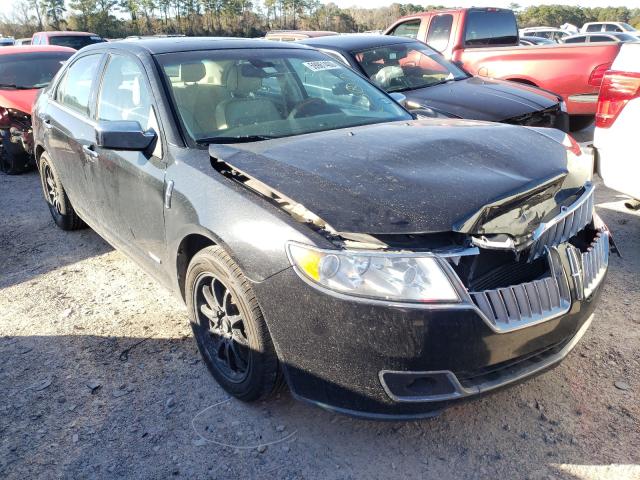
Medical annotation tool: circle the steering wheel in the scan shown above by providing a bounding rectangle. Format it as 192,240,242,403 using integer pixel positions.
288,98,333,119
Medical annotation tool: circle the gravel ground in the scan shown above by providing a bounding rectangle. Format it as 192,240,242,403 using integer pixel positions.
1,158,639,479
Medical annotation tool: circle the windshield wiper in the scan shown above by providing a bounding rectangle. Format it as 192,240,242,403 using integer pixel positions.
196,135,278,145
0,83,32,90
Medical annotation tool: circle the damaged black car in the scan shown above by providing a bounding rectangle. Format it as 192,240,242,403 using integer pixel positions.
32,39,610,419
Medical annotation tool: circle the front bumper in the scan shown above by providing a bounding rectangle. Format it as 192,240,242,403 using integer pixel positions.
254,233,609,419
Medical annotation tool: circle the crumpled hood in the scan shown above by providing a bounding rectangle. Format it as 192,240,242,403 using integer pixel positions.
0,88,39,114
209,119,585,237
405,77,559,121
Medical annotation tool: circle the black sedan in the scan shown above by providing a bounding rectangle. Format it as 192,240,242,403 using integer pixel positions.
300,35,569,131
33,38,608,419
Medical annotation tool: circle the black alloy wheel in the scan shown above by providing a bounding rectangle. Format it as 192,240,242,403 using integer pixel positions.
193,273,251,383
186,246,283,401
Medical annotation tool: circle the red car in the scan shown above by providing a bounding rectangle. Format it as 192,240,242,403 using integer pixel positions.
31,31,106,50
385,7,624,130
0,45,74,173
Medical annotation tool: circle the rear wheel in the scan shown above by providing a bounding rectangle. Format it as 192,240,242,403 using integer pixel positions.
38,151,85,230
0,129,30,175
186,246,283,401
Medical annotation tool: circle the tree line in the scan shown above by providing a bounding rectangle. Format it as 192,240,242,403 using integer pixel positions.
1,1,639,40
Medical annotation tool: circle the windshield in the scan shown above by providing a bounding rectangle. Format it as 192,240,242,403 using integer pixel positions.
352,42,468,92
157,49,412,144
49,35,105,49
620,23,636,32
0,52,72,89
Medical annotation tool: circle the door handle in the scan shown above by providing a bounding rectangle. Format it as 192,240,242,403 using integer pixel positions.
43,118,53,129
82,145,99,161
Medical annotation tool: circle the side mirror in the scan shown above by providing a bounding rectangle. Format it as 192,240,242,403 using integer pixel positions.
389,92,407,107
95,120,156,151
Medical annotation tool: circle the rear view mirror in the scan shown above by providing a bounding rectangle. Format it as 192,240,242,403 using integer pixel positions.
389,92,407,107
95,120,157,151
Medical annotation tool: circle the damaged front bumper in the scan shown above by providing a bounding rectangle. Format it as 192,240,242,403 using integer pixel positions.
254,219,610,419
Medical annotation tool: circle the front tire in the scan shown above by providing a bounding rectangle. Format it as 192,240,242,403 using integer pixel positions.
186,246,282,401
0,129,30,175
38,151,85,230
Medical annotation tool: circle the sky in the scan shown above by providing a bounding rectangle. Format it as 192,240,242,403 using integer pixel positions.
331,0,640,8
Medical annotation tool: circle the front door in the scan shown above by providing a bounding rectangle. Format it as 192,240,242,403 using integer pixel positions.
91,53,167,275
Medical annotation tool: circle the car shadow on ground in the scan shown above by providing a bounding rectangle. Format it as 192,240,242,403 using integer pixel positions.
1,331,638,479
0,171,113,289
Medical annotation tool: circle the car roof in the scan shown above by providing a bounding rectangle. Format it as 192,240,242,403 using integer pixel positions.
299,34,416,52
0,45,76,55
79,37,313,55
35,31,100,37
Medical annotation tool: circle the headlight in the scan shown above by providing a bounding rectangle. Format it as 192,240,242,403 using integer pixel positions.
286,242,460,303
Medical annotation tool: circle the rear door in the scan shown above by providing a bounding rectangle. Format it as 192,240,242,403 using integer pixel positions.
44,53,104,219
92,53,168,273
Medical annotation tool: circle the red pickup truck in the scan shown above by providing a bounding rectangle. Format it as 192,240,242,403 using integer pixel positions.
384,7,623,129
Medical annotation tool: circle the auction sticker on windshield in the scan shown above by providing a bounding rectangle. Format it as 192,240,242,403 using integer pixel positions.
303,60,341,72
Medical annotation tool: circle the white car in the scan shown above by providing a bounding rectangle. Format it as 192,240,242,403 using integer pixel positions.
594,42,640,204
582,22,638,35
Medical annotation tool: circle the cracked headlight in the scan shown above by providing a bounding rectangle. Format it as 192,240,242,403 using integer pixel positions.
286,242,460,303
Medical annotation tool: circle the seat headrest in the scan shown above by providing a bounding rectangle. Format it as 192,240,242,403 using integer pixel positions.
225,63,265,97
180,62,206,83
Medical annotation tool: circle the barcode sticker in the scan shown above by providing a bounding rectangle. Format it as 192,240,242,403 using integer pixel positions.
302,61,341,72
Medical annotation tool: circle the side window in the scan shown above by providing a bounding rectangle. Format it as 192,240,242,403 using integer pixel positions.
564,36,585,44
604,24,621,32
426,14,453,51
97,55,152,128
55,54,102,116
389,19,422,39
590,35,613,43
586,24,601,32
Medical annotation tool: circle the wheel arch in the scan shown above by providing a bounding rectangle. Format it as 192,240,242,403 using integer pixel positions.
175,231,219,301
34,143,46,168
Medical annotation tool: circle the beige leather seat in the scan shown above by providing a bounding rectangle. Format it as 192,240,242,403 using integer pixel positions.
173,62,230,138
215,64,282,130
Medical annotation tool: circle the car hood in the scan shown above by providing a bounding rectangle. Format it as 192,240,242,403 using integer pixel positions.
0,88,39,114
405,77,559,121
209,120,589,238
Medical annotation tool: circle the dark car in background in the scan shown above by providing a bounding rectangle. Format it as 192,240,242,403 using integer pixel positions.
31,31,106,50
300,35,569,131
519,36,557,46
0,45,74,173
33,38,608,419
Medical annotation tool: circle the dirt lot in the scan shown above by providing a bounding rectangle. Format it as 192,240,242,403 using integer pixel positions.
1,164,639,479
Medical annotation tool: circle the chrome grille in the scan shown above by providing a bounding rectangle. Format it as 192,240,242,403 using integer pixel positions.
581,230,609,298
470,276,571,332
528,183,595,261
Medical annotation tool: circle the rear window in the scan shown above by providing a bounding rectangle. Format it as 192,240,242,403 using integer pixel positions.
49,35,105,49
464,9,518,47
